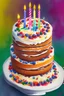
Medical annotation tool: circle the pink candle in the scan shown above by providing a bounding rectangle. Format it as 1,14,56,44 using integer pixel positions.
29,2,32,29
38,9,40,19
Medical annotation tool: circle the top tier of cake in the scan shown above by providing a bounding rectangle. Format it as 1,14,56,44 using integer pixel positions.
12,18,52,45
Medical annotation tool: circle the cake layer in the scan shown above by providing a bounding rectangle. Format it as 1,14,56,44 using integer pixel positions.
11,56,53,70
12,63,52,76
13,40,52,52
13,38,52,61
14,48,50,61
11,45,54,70
9,61,58,87
12,18,52,45
13,36,52,48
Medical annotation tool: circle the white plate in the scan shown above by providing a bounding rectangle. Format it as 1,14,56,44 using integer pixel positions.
3,57,64,96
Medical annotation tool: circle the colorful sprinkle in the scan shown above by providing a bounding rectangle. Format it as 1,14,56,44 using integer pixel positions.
44,32,46,35
9,61,58,87
44,26,47,28
25,34,29,37
30,61,36,65
9,74,13,77
12,54,16,58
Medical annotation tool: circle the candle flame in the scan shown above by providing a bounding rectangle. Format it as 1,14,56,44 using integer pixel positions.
33,4,36,10
17,14,20,19
29,2,31,8
38,4,40,10
24,5,26,10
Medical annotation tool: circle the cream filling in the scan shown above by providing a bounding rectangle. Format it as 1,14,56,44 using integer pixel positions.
17,63,51,70
21,50,48,57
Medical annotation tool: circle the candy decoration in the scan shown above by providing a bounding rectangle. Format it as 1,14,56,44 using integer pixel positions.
9,74,13,77
33,81,38,86
30,61,36,65
29,2,32,29
24,5,26,28
38,4,41,28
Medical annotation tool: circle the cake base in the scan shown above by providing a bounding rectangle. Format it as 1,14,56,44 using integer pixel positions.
3,57,64,96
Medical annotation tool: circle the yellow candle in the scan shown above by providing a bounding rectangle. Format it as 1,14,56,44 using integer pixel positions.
24,5,26,10
33,5,36,19
29,2,31,8
17,14,21,27
17,14,20,19
38,4,40,10
38,4,41,28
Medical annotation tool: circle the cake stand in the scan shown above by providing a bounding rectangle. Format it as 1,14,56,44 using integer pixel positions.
3,57,64,96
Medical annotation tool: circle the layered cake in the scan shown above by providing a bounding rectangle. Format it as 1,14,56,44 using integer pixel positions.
11,17,53,76
9,3,58,86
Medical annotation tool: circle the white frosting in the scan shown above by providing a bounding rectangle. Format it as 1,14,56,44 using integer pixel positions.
21,50,47,57
19,63,51,70
12,18,52,45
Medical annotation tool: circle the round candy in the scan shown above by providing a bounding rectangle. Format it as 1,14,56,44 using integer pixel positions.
13,69,17,74
47,26,50,29
9,74,12,77
44,26,46,28
30,61,36,65
10,69,13,72
48,29,50,32
46,23,49,26
49,78,52,81
21,34,25,38
17,33,20,36
46,30,48,32
12,54,16,59
32,76,35,79
10,47,14,52
28,35,32,39
25,34,29,37
10,62,12,65
33,81,38,86
20,59,23,62
53,65,56,69
44,32,46,35
22,19,24,22
40,32,43,35
14,77,17,81
29,82,33,86
22,61,28,64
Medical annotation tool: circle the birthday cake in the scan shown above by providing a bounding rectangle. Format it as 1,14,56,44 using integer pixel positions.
9,3,58,86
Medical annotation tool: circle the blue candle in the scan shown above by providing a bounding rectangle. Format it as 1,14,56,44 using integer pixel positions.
24,5,26,28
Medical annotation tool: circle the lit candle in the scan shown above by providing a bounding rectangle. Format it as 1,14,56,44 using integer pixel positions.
33,4,36,31
29,2,32,29
24,5,26,28
38,4,41,28
17,14,21,27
